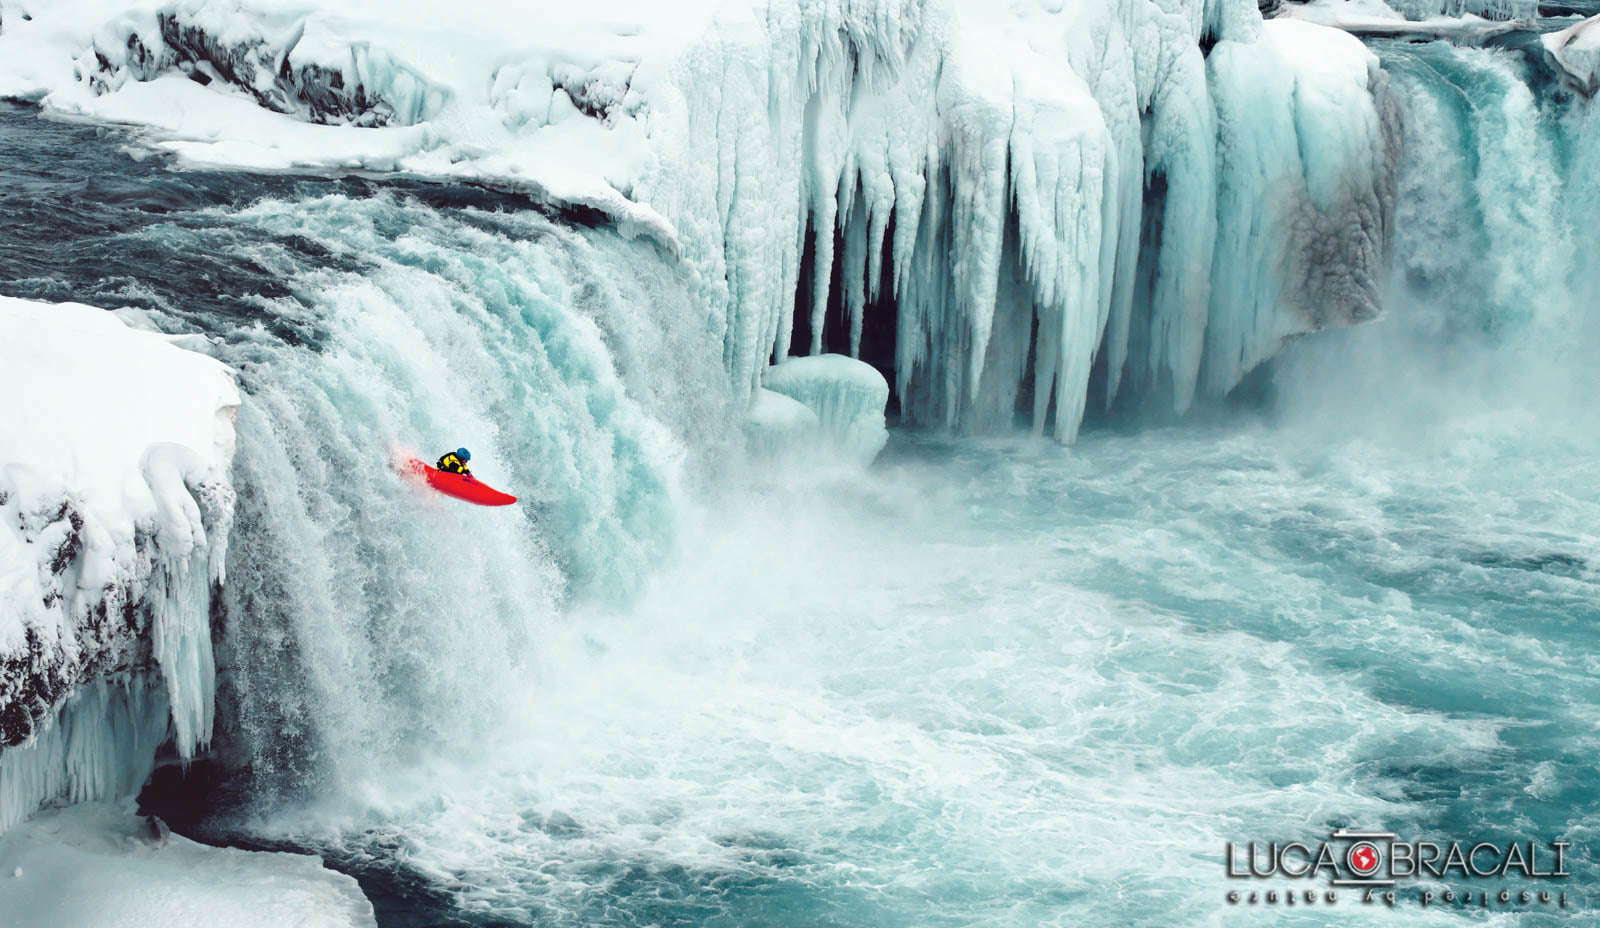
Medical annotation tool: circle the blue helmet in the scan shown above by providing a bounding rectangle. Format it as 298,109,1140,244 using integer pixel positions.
456,447,471,462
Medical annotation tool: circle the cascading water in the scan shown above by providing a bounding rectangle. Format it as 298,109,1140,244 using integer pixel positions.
0,13,1598,924
0,110,732,812
203,195,732,805
1274,36,1600,422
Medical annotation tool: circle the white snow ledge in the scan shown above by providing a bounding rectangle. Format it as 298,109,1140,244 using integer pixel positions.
1545,15,1600,97
0,0,685,245
0,297,238,833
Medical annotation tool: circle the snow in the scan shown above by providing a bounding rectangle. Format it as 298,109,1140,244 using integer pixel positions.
0,0,1397,444
760,355,889,466
1545,16,1600,97
0,0,711,239
0,297,238,832
1277,0,1536,21
1276,0,1523,40
1282,0,1411,21
0,802,375,928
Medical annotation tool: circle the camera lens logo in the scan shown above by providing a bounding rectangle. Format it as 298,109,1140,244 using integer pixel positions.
1347,841,1382,878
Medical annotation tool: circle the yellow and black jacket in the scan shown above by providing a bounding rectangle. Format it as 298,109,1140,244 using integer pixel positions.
436,452,471,476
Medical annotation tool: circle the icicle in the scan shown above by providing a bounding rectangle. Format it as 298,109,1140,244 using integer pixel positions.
636,0,1396,441
841,183,872,357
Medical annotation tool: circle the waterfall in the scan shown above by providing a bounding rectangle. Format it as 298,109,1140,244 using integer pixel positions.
119,193,737,805
1273,37,1600,433
1,8,1598,924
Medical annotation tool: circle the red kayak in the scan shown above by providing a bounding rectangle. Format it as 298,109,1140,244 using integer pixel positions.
402,458,517,507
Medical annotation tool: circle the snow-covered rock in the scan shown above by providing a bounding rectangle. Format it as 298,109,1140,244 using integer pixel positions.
1545,15,1600,97
761,355,889,466
1275,0,1524,39
0,802,375,928
0,679,169,836
0,298,238,833
0,0,1397,443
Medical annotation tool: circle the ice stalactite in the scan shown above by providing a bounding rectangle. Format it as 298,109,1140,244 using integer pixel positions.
645,0,1398,443
0,678,170,834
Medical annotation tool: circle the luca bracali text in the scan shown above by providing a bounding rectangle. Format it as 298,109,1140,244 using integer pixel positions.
1223,828,1572,910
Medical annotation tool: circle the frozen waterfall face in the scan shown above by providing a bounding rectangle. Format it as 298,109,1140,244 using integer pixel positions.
637,1,1401,439
0,0,1400,444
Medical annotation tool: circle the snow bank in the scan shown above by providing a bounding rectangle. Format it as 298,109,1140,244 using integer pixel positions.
0,0,1396,441
0,803,375,928
760,355,889,466
1545,16,1600,97
0,297,238,832
1277,0,1535,22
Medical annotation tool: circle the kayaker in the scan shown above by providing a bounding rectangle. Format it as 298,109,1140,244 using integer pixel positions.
436,447,473,478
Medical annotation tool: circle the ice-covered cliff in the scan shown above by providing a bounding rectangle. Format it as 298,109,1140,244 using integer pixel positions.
0,0,1398,442
1546,15,1600,96
0,298,237,832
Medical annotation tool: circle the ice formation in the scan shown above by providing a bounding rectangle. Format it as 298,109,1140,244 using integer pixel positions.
0,298,238,832
0,802,376,927
0,680,169,835
760,355,890,466
648,2,1398,439
0,0,1398,442
1546,15,1600,97
743,388,823,460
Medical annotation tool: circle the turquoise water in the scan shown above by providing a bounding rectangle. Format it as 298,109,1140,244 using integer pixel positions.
307,403,1593,927
1,29,1598,926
